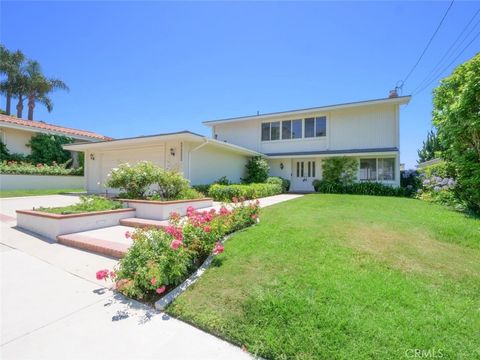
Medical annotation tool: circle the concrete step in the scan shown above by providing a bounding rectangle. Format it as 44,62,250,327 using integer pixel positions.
120,217,170,229
57,225,133,259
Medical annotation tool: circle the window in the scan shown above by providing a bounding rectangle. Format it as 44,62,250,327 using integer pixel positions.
262,116,327,141
315,117,326,137
292,119,302,138
282,120,292,140
359,159,377,181
271,121,280,140
304,117,326,138
359,158,396,181
378,158,395,181
305,118,315,137
261,123,270,141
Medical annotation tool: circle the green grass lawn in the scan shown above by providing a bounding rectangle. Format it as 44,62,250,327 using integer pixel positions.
0,188,85,198
168,194,480,360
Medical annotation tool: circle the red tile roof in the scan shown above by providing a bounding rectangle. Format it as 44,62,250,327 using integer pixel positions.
0,114,112,141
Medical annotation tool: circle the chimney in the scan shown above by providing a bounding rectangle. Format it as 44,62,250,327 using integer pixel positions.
389,89,398,98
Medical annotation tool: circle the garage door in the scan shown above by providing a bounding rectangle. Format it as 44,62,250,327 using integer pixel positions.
99,146,165,190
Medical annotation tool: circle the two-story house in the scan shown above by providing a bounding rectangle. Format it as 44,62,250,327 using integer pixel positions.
65,95,410,193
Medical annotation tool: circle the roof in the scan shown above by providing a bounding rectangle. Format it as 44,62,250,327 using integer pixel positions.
0,114,112,141
63,130,263,157
266,147,399,158
416,158,443,168
203,96,411,126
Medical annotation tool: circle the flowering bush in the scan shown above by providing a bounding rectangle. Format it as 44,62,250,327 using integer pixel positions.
98,199,260,300
0,160,83,176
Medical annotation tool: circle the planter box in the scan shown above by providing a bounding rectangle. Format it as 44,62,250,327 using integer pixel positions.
121,198,213,220
16,208,136,241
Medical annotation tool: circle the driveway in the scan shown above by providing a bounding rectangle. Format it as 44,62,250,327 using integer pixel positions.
0,195,252,360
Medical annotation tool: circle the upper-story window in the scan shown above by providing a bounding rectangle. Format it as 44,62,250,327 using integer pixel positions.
261,116,326,141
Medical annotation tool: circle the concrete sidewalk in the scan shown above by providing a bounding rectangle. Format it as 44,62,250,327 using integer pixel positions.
0,193,303,359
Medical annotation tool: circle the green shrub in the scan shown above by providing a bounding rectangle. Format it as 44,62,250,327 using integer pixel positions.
192,184,211,195
0,140,28,162
106,161,158,199
266,176,290,192
192,176,233,196
243,156,270,184
37,195,122,214
27,133,74,165
154,169,191,200
0,160,83,176
208,183,282,201
215,176,231,185
313,180,408,197
100,200,261,300
322,157,358,185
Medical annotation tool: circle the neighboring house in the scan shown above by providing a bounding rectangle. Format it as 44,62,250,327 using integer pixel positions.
416,158,442,169
0,114,111,162
64,95,410,193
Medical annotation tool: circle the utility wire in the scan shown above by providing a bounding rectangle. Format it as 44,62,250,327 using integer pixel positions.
413,30,480,95
411,7,480,94
401,0,455,87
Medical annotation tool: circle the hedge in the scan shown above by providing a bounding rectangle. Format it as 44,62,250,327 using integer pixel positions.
0,161,83,176
313,180,410,197
208,183,282,202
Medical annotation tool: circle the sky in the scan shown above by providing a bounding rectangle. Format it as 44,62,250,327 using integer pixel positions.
1,1,479,168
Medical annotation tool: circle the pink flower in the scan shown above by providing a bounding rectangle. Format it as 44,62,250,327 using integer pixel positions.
204,225,211,233
170,239,182,250
169,211,181,222
219,206,229,215
150,277,157,285
209,208,216,215
251,214,258,220
109,271,116,279
96,269,109,280
164,225,183,241
255,199,260,205
125,231,132,239
213,242,224,255
156,286,166,294
186,206,195,216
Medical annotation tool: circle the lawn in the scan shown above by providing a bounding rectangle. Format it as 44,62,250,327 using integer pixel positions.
0,188,84,198
168,194,480,360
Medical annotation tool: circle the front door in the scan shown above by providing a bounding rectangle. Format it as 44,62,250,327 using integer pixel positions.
292,159,317,192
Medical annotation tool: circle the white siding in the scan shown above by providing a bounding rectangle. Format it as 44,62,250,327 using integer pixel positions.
212,104,398,154
188,144,248,185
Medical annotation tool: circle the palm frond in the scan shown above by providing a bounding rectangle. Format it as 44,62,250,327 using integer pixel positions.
38,95,53,112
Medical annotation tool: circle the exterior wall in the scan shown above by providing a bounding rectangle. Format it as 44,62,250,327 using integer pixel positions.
84,143,176,193
188,144,249,185
0,174,85,190
212,104,398,154
268,158,292,180
0,127,35,155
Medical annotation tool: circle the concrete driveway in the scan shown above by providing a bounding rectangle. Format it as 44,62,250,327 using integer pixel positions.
0,195,252,360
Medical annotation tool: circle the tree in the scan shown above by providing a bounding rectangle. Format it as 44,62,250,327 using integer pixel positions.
432,53,480,213
24,60,69,120
417,130,443,163
0,45,25,115
243,156,270,183
321,157,358,185
26,133,73,165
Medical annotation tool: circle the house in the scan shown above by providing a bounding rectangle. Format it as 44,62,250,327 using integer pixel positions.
0,114,111,164
64,95,410,193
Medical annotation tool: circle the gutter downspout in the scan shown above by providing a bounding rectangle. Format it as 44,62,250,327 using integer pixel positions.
188,138,209,180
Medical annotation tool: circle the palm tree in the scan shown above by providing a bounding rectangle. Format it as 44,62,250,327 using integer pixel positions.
0,45,25,115
24,60,69,120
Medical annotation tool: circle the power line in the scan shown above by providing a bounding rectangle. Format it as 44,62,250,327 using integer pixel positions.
413,30,480,95
401,0,455,86
411,7,480,94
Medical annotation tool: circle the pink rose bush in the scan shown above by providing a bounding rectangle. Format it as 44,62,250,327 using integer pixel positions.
99,199,260,300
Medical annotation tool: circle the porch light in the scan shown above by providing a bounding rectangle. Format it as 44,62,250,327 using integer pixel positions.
170,148,176,156
90,153,95,160
280,162,284,170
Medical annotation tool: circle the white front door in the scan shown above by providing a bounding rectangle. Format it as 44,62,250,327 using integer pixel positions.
292,159,317,192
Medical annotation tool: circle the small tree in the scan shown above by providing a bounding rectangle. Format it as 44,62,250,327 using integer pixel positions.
155,169,190,200
106,161,158,199
432,53,480,213
417,130,443,163
27,133,73,165
322,157,358,185
243,156,269,183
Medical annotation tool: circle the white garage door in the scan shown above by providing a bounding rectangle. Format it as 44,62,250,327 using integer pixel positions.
96,146,165,192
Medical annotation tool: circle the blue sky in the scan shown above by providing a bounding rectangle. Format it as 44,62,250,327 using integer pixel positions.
1,1,478,168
